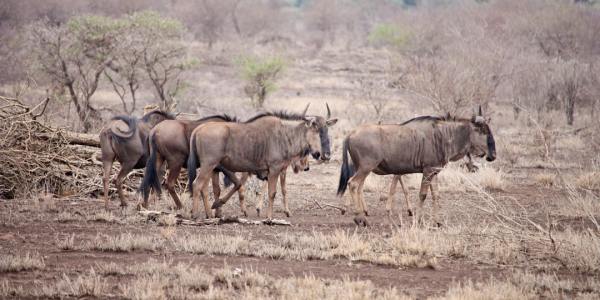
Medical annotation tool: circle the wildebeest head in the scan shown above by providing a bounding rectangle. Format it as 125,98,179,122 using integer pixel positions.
468,107,496,162
292,155,310,173
304,103,338,161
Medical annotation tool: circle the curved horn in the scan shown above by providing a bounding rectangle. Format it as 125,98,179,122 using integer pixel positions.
302,103,310,117
326,102,331,119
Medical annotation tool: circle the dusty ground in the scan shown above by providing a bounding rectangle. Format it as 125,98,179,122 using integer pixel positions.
1,155,599,299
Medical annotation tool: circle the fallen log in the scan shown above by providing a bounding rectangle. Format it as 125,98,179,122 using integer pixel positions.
36,131,100,147
139,210,292,226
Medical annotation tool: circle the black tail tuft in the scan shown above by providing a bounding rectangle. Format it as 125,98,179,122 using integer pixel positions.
187,135,199,196
139,133,161,200
337,137,355,196
218,166,233,187
110,115,137,142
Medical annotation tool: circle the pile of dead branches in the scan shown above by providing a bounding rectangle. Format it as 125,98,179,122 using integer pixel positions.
0,95,136,199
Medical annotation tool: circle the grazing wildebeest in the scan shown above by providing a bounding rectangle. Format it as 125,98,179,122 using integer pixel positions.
99,109,175,209
337,109,496,226
139,114,240,211
187,106,337,219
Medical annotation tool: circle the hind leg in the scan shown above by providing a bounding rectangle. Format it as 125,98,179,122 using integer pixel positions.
357,172,370,216
102,159,114,210
165,163,183,210
116,160,137,208
256,180,266,217
415,170,436,226
210,173,223,217
191,164,217,219
348,168,371,226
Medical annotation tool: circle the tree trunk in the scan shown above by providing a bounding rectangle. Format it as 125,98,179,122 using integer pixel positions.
565,96,575,125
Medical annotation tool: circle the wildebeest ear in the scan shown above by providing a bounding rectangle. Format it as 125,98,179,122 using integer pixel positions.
478,105,483,116
326,118,338,126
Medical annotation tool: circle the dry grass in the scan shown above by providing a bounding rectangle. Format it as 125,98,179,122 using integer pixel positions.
0,252,45,272
2,261,408,299
87,232,163,252
534,173,557,187
56,233,76,251
574,172,600,190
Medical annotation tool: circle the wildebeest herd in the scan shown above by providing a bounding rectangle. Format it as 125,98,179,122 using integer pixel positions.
100,104,496,226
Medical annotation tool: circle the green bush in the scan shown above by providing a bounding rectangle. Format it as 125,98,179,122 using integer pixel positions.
237,55,286,108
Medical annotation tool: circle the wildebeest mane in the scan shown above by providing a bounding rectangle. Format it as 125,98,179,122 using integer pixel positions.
141,110,176,122
244,110,306,123
400,115,444,125
195,114,239,123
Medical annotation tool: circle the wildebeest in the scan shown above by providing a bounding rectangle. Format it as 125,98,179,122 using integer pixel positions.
187,106,337,219
337,109,496,226
99,109,175,209
139,114,240,210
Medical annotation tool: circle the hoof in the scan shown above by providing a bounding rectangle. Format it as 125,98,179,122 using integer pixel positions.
435,222,443,228
242,210,248,217
364,210,369,217
211,200,224,209
407,209,413,217
340,208,346,215
284,211,291,218
353,216,369,227
214,208,223,218
256,208,261,217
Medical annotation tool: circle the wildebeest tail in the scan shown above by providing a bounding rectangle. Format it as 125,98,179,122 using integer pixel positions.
139,133,161,201
109,115,137,141
337,137,355,196
187,134,199,196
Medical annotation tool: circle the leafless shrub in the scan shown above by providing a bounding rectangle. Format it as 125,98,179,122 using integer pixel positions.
87,232,163,252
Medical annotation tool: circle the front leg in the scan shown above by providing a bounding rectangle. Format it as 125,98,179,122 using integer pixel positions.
266,172,280,220
280,169,291,217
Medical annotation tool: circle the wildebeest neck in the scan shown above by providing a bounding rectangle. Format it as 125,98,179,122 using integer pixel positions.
435,121,472,163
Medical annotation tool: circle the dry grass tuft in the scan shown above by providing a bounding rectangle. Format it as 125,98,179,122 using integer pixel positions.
0,252,45,272
87,233,162,252
574,172,600,190
534,173,557,187
56,233,76,251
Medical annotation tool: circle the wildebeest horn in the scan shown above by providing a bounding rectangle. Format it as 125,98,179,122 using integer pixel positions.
326,102,331,119
302,103,310,117
478,105,482,116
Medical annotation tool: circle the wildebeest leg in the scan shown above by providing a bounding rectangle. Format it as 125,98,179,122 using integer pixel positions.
256,181,265,217
429,176,442,227
357,173,369,216
280,169,291,217
116,160,137,208
415,171,435,225
266,171,281,220
385,175,399,217
102,158,114,210
165,163,183,210
191,165,216,219
211,173,223,218
348,169,370,226
237,173,249,217
211,169,243,210
399,176,413,217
